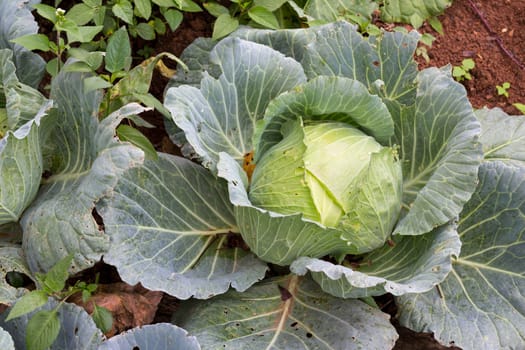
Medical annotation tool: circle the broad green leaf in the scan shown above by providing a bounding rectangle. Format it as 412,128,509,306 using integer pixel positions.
476,107,525,165
99,323,200,349
302,0,378,22
102,52,184,116
0,49,51,130
290,222,461,298
396,161,525,349
40,254,73,293
153,0,178,7
203,2,229,17
5,290,48,321
232,22,419,105
112,0,134,24
83,76,113,93
0,298,104,350
105,27,131,73
256,76,394,159
116,124,158,160
248,6,280,29
392,67,482,236
98,153,267,299
302,22,419,105
66,4,96,25
32,4,57,23
232,24,317,63
382,0,452,28
135,0,153,19
9,34,50,52
0,247,33,305
135,22,156,40
173,275,398,349
92,305,113,334
20,68,147,274
165,37,306,172
164,37,220,91
0,328,14,350
254,0,288,11
162,9,183,31
26,310,60,350
0,0,45,87
0,107,49,225
66,25,103,44
218,153,352,265
212,13,239,40
176,0,202,12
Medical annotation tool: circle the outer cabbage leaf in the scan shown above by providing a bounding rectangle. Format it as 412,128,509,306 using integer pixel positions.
256,76,393,156
99,324,200,350
1,49,50,130
476,107,525,166
302,0,378,23
172,275,398,349
290,222,460,298
164,37,306,172
396,161,525,350
218,152,352,265
302,21,420,106
0,50,51,225
381,0,452,28
20,67,147,274
98,153,267,300
166,37,220,89
172,22,419,106
0,298,104,349
392,67,482,236
0,115,48,225
0,327,14,350
0,246,33,305
0,0,45,87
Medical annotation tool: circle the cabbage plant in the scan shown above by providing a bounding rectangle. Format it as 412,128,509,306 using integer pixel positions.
160,22,523,349
0,13,522,350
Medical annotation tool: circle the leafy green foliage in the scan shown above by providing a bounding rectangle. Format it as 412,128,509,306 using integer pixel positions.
25,310,60,350
5,255,113,349
452,58,475,82
496,81,510,98
205,0,298,39
1,2,525,348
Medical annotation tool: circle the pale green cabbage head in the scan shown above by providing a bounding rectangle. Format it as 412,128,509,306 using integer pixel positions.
249,119,403,250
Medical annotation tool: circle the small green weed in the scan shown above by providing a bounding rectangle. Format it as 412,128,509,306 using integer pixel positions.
5,255,112,350
452,58,475,82
496,82,511,98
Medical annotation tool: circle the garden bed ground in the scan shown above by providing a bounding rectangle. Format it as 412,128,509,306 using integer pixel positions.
34,0,524,349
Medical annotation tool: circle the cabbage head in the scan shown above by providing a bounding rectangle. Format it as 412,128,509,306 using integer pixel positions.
249,119,402,246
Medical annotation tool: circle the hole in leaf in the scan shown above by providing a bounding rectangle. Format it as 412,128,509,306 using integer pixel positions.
92,208,105,232
5,271,32,288
290,322,298,328
133,347,140,350
306,332,313,338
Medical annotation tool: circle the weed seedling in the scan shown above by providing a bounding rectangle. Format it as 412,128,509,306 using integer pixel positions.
452,58,475,82
5,255,113,350
496,82,510,98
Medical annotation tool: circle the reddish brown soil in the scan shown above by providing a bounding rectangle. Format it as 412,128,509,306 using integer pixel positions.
417,0,525,115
